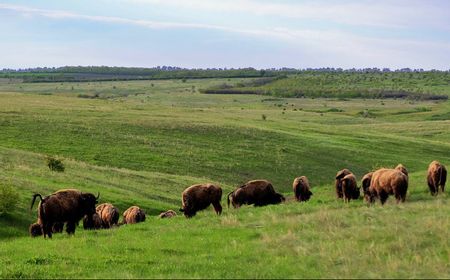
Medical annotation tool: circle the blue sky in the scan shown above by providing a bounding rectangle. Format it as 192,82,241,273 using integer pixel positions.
1,0,449,69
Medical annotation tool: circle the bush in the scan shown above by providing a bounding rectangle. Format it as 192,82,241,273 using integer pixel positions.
0,183,19,215
46,156,65,172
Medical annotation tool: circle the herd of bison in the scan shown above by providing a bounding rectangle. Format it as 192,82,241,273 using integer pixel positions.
29,160,446,238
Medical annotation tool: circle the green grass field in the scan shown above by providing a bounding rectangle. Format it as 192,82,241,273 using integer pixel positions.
0,78,449,278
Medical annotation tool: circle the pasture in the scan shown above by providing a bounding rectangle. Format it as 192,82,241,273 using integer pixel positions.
0,78,449,278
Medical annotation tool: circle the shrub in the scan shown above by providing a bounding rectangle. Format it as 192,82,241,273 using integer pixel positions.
46,156,65,172
0,183,19,215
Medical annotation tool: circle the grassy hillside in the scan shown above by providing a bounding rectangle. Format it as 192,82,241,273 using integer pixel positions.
0,78,449,278
203,72,450,100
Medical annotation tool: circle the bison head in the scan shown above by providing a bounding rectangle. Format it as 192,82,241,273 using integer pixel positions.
80,192,99,216
29,223,43,237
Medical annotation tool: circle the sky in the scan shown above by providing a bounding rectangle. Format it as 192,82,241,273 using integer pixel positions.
0,0,449,70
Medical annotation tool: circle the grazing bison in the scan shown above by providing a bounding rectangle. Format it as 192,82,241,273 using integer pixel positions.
341,174,360,202
30,189,99,238
292,176,312,202
83,212,102,230
159,210,177,219
427,161,447,195
361,172,374,193
365,168,408,204
96,203,120,228
180,183,222,218
335,169,352,198
227,180,285,208
395,164,409,177
122,206,146,224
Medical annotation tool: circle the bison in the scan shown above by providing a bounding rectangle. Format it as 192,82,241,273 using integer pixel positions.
365,168,408,204
292,176,312,202
335,169,352,199
96,203,120,228
122,206,146,224
83,212,102,230
340,173,360,202
227,179,285,208
427,160,447,195
180,183,222,218
159,210,177,219
30,189,99,238
29,220,64,237
361,172,374,194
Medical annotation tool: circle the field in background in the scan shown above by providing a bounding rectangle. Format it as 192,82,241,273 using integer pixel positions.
0,78,449,278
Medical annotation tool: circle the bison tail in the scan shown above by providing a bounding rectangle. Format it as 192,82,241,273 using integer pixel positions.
227,191,234,208
438,166,447,190
30,193,43,211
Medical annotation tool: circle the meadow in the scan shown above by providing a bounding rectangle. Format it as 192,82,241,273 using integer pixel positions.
0,77,449,278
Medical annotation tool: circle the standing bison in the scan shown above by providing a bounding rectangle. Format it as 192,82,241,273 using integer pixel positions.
96,203,120,228
335,169,352,199
227,180,285,208
340,173,360,202
361,172,374,194
427,160,447,195
30,189,99,238
292,176,312,202
180,183,222,218
364,168,408,204
122,206,146,224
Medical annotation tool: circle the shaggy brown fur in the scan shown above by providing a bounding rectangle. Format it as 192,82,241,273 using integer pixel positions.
427,160,447,195
292,176,312,202
365,168,408,205
180,183,222,218
227,179,285,208
395,164,409,177
83,212,102,230
30,189,99,238
335,169,352,198
96,203,120,228
341,174,360,202
29,221,64,237
159,210,177,219
123,206,146,224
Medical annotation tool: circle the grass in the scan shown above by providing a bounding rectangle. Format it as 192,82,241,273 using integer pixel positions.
0,78,449,278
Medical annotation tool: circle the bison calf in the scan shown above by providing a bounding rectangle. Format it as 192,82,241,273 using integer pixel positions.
96,203,120,228
123,206,146,224
227,180,285,208
341,174,360,202
180,183,222,218
427,160,447,195
292,176,312,202
83,212,102,230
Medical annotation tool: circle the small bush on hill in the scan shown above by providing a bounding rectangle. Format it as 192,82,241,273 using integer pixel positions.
0,183,19,215
46,156,65,172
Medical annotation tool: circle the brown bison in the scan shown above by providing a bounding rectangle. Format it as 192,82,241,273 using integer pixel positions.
83,212,102,230
361,172,374,193
122,206,146,224
29,221,64,237
227,180,285,208
96,203,120,228
395,164,409,177
292,176,312,202
364,168,408,204
180,183,222,218
159,210,177,219
30,189,99,238
335,169,352,198
341,173,360,202
427,160,447,195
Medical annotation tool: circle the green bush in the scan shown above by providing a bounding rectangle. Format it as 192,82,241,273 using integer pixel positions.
0,183,19,215
46,156,65,172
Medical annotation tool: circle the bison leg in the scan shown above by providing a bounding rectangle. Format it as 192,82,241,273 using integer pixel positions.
43,223,53,239
66,222,76,235
212,201,222,215
379,192,389,205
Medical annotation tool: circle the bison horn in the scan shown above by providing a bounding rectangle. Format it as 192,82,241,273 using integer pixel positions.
96,192,100,200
